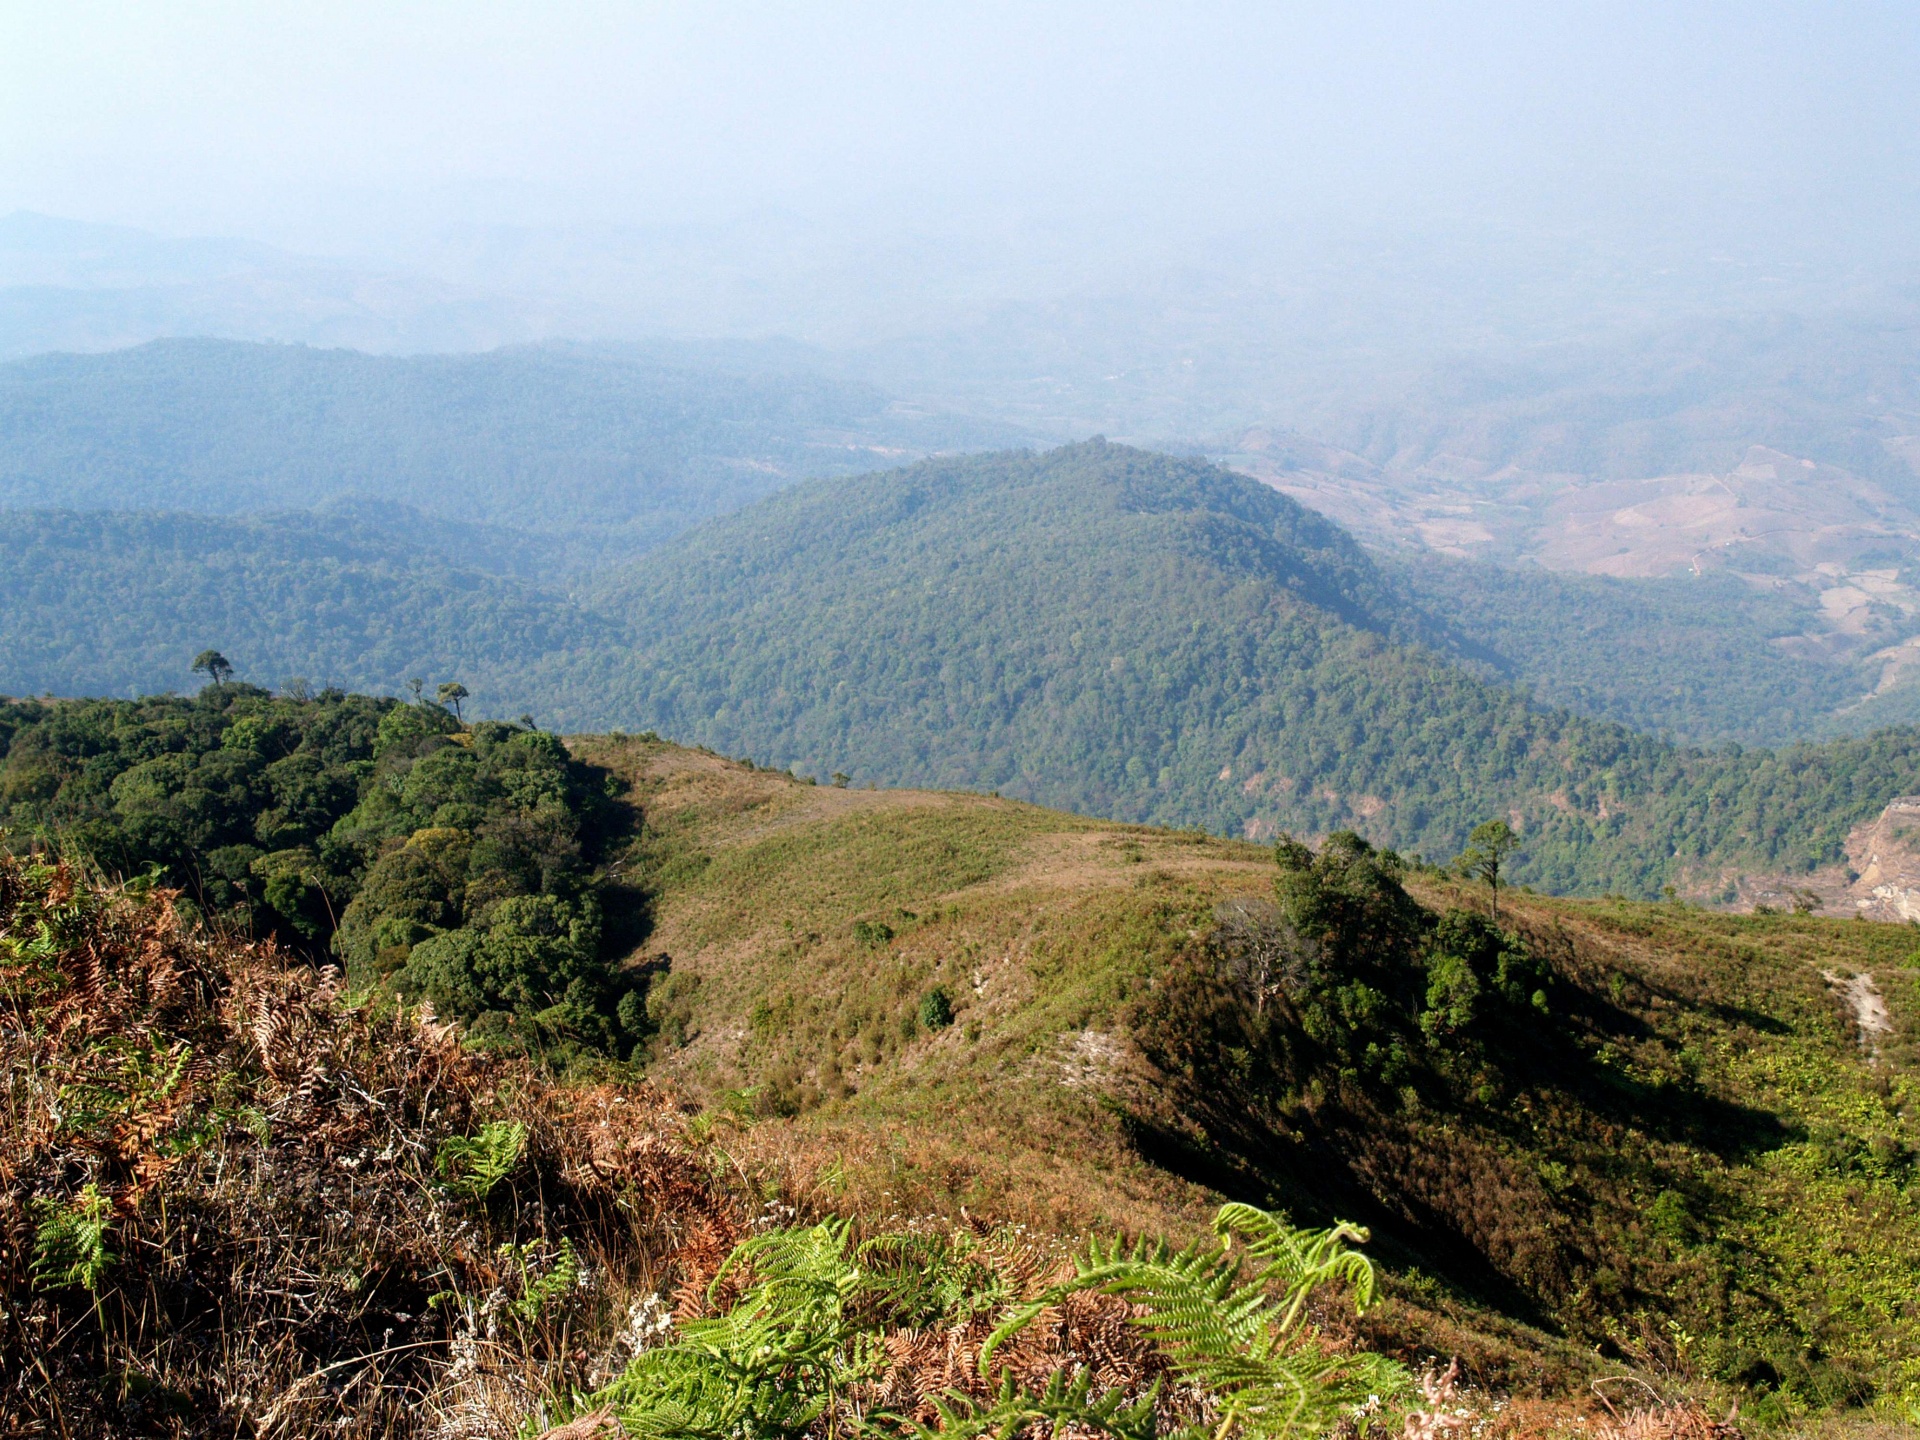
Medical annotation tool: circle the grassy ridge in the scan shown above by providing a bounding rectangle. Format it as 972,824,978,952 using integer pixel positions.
580,734,1920,1419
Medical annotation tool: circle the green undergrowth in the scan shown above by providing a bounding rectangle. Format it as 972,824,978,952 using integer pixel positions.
1548,901,1920,1413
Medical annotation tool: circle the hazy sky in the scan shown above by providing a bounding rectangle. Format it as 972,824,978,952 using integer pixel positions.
4,1,1916,277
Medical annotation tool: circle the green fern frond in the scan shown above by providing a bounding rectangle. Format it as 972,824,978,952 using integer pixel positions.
705,1216,864,1337
856,1230,1009,1326
592,1220,872,1440
1213,1203,1377,1330
995,1203,1408,1440
434,1119,525,1200
904,1370,1163,1440
503,1236,580,1324
32,1183,116,1293
590,1207,1404,1440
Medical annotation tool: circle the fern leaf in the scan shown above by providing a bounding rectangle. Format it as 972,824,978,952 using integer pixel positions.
1063,1203,1409,1440
32,1183,116,1292
904,1370,1163,1440
591,1220,870,1440
1213,1203,1377,1330
434,1119,525,1200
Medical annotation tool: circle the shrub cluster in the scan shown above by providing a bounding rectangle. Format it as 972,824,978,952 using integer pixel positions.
1137,831,1550,1099
329,706,646,1057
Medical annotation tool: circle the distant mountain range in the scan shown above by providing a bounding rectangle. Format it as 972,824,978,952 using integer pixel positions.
0,210,578,357
6,331,1920,896
1217,311,1920,723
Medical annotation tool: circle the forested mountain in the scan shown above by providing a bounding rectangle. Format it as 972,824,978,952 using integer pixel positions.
0,337,1024,573
0,507,609,706
578,441,1920,894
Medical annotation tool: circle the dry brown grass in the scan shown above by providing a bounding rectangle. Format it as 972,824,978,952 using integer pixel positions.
0,854,1348,1440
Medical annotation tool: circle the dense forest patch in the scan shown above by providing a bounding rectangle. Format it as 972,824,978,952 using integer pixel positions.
1381,555,1867,746
0,506,616,705
0,686,647,1059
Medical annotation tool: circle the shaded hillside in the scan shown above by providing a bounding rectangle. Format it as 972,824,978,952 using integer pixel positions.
577,441,1920,894
1380,554,1867,746
0,338,1023,573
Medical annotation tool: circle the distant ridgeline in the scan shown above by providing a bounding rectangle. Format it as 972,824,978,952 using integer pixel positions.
571,441,1920,897
0,687,650,1062
0,507,615,701
0,337,1023,576
4,437,1919,897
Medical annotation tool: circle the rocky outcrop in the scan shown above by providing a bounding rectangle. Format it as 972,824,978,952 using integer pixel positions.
1720,793,1920,916
1846,795,1920,920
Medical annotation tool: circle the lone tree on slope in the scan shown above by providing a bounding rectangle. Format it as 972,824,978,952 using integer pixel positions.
1456,819,1518,922
191,650,234,689
437,681,469,722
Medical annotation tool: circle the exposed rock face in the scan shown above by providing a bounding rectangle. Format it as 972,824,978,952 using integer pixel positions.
1721,793,1920,916
1846,795,1920,920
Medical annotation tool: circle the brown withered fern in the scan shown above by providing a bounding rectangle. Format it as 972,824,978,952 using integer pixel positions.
0,856,749,1439
1,859,1214,1440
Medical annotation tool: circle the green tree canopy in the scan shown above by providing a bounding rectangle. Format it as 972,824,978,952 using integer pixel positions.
191,649,233,687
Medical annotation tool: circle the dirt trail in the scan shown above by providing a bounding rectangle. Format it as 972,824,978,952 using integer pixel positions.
1822,969,1894,1059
